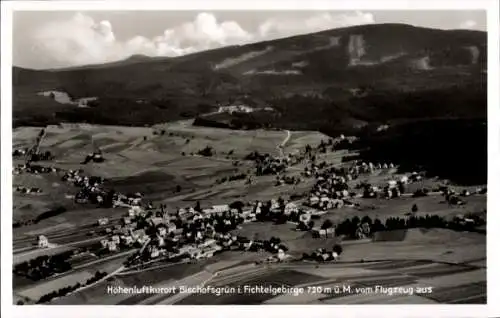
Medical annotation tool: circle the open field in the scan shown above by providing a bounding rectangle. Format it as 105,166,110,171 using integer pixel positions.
50,276,133,305
282,131,329,154
152,120,286,157
340,228,486,264
15,270,94,302
53,251,269,305
166,255,485,305
14,122,300,202
14,252,129,304
178,268,326,305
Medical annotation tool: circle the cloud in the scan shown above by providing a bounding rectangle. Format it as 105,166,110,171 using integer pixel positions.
32,13,122,66
32,11,375,68
459,20,477,29
258,11,374,38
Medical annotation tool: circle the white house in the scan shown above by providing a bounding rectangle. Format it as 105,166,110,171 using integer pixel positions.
167,223,177,233
400,176,409,184
158,226,167,237
277,249,286,261
284,202,298,215
387,180,397,188
100,239,109,248
196,231,203,240
157,236,166,247
212,205,229,213
128,208,137,217
122,236,134,246
149,246,160,258
38,235,49,248
270,200,280,210
108,241,118,252
312,227,334,238
309,196,320,206
203,204,230,215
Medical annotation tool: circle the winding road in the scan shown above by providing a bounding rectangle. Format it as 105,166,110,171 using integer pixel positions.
277,130,291,157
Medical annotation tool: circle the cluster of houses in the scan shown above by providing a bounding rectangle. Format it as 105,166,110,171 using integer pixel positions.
97,203,237,260
307,171,355,210
301,157,434,212
61,170,109,205
441,186,484,206
62,170,105,187
245,148,310,177
259,249,291,263
275,175,302,186
303,159,397,182
81,151,105,164
95,199,298,264
61,170,145,209
350,161,396,174
112,193,144,208
13,148,54,162
311,226,335,238
15,186,43,195
254,155,289,176
94,174,485,261
13,148,28,157
253,199,300,216
217,105,255,114
302,247,340,262
12,164,59,175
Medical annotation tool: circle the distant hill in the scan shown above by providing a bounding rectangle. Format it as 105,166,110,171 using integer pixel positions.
13,23,487,129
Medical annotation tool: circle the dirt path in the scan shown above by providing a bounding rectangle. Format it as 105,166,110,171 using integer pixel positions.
277,130,291,157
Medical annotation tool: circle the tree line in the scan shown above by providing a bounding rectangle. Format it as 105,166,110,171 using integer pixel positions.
36,271,108,304
14,251,73,281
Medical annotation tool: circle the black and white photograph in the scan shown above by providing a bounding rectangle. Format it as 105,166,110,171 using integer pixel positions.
1,0,499,316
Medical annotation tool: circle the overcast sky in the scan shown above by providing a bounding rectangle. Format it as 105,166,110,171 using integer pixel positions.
13,10,486,69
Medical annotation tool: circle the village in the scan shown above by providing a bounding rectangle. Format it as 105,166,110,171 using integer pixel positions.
12,123,487,305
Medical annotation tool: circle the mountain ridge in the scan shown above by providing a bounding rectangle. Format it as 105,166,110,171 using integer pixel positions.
13,23,487,131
